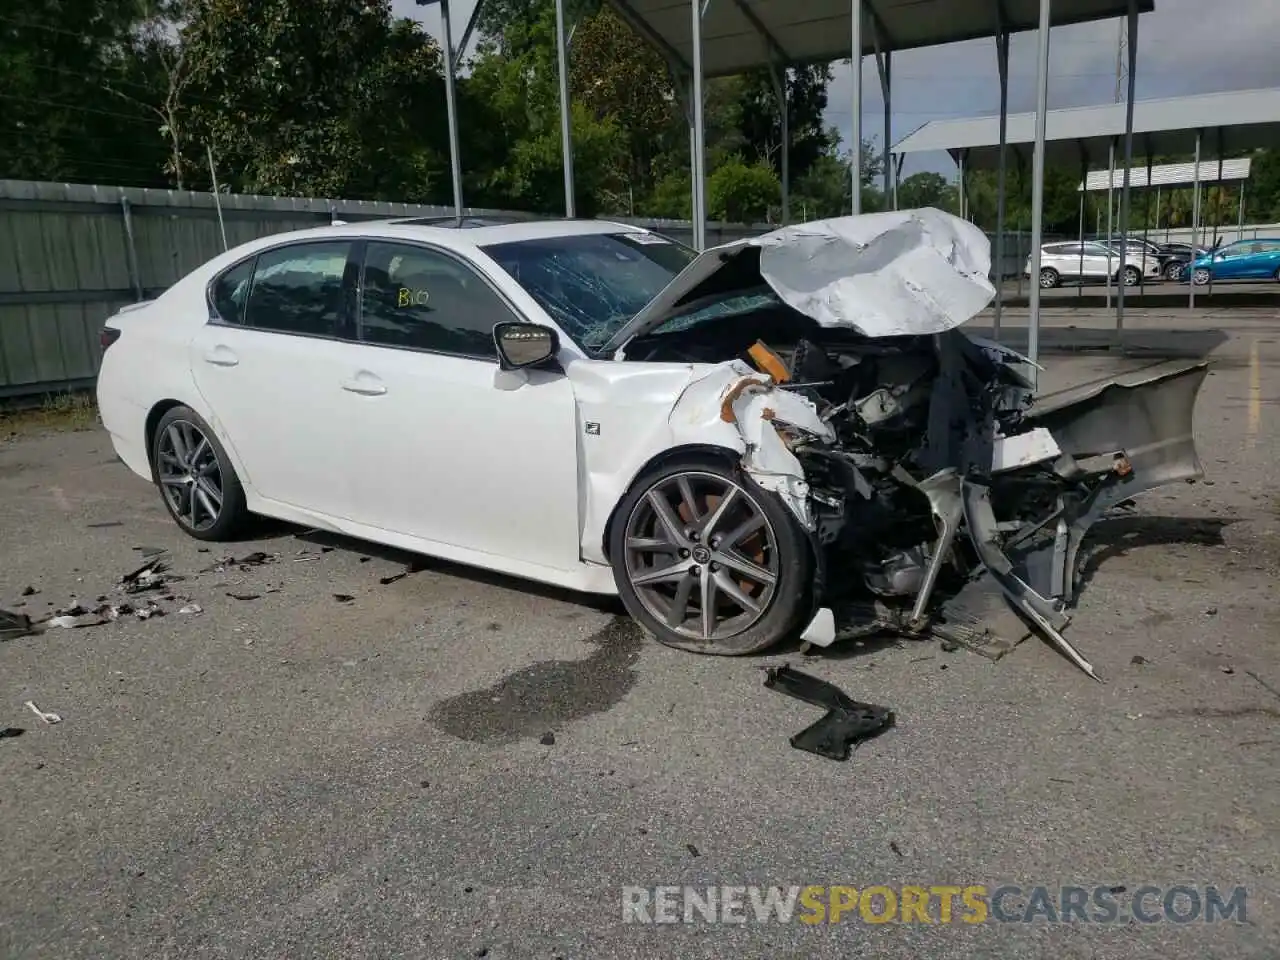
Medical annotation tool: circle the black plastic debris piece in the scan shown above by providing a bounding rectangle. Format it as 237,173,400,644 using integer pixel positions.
86,521,125,528
21,585,38,597
204,551,275,573
333,594,355,603
121,558,176,594
763,664,895,761
685,843,700,858
227,592,261,601
0,727,23,739
359,556,371,563
132,546,167,556
379,560,426,585
539,731,556,746
1131,655,1149,666
1,609,37,642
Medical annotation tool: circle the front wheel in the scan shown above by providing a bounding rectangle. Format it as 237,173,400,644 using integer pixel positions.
608,458,812,656
151,405,249,541
1164,261,1184,281
1192,267,1211,286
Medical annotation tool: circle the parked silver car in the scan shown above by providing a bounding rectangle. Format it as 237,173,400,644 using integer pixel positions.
1025,241,1162,288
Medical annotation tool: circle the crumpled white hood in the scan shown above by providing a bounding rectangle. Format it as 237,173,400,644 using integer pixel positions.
754,208,997,338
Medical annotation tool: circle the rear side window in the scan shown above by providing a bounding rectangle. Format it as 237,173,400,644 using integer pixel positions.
244,241,354,338
210,259,254,324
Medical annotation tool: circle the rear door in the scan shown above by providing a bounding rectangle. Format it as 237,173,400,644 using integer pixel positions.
190,239,363,519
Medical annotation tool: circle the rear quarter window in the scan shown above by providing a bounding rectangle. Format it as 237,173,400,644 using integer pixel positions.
210,258,255,324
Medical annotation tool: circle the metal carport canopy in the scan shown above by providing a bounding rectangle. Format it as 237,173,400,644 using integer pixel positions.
606,0,1152,76
891,88,1280,168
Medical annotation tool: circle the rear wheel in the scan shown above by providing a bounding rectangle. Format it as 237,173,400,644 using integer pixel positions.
151,405,248,541
1122,266,1141,286
1039,267,1060,289
609,458,811,656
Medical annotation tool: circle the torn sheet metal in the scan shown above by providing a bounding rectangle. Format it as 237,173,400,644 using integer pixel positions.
755,209,997,338
604,208,995,353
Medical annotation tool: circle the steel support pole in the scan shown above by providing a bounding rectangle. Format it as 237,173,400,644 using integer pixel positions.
440,0,464,219
555,0,575,217
957,150,966,219
993,27,1010,339
875,46,891,200
1189,130,1201,309
1115,0,1137,334
1209,128,1223,298
1025,0,1052,378
850,0,863,214
1077,187,1085,302
894,153,904,210
690,0,706,250
1237,180,1246,240
1141,149,1152,283
1105,138,1115,308
771,66,790,225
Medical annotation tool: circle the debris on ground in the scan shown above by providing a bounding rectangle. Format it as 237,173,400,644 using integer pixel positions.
1221,665,1235,675
24,701,62,724
203,551,276,573
763,664,895,761
131,545,166,556
86,520,125,528
121,557,180,594
226,592,261,601
20,585,38,597
1,609,38,641
685,844,700,857
380,560,427,585
333,594,355,603
1131,655,1150,666
178,602,203,615
1245,670,1280,701
539,731,556,746
0,727,23,739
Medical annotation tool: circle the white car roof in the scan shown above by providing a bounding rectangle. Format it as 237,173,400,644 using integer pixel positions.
254,217,658,254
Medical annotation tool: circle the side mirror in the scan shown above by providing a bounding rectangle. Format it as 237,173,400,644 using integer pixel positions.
494,321,560,371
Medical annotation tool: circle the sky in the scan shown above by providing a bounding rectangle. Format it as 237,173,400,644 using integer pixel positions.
393,0,1280,178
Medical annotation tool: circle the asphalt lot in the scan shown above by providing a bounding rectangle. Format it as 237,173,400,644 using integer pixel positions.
2,312,1279,959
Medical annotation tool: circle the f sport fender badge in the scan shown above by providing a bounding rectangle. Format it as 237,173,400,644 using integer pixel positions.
585,422,601,436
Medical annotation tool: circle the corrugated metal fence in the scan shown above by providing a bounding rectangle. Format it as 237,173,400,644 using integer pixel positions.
0,179,768,399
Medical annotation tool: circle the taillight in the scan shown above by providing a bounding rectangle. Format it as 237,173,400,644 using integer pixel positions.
100,327,121,352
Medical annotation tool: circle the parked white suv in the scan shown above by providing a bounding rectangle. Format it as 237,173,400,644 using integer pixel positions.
1026,240,1161,288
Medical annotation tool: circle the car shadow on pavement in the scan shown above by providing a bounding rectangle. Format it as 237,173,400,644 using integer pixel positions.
1074,514,1233,592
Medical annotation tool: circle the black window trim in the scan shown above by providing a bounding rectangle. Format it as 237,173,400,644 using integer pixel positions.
204,237,363,343
353,237,531,364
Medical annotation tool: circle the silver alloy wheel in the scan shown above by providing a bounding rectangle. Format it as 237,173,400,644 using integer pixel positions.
1123,266,1140,286
1192,267,1211,286
156,419,224,531
1039,269,1057,289
623,471,779,642
1165,262,1183,281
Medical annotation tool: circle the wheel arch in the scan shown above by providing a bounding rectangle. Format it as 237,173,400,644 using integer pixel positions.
600,444,740,562
144,398,248,487
144,400,187,477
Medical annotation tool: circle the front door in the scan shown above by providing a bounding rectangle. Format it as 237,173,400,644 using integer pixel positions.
190,239,362,520
341,239,582,574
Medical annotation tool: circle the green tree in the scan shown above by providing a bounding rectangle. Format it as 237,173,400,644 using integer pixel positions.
179,0,451,200
896,171,956,211
707,155,779,223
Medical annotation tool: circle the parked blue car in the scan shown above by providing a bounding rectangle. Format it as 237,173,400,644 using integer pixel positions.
1186,239,1280,285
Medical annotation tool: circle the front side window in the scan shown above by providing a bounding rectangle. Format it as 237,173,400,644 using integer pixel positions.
244,241,353,337
210,258,254,324
359,242,515,358
483,232,697,351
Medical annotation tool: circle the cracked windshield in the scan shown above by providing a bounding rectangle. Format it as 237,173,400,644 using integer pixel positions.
483,232,697,350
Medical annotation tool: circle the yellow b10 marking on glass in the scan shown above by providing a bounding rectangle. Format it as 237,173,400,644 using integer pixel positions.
398,287,430,307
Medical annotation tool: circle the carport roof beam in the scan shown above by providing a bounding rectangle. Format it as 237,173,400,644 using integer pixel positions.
892,88,1280,168
605,0,1152,78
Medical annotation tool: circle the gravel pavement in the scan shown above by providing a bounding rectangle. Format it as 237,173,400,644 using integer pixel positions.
2,316,1278,959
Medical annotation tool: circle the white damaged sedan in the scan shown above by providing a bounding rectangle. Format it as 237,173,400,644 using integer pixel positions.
97,209,1207,679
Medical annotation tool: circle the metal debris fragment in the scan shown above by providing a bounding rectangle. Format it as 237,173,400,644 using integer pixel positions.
763,664,895,761
178,602,203,615
24,701,62,724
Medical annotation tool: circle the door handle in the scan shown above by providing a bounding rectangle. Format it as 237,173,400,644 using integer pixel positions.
202,345,239,367
341,376,386,396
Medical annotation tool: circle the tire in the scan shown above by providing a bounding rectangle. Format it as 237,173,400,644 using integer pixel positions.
1039,268,1060,289
1192,267,1211,286
1122,266,1141,286
608,456,812,656
150,405,248,541
1274,266,1280,282
1164,261,1184,281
